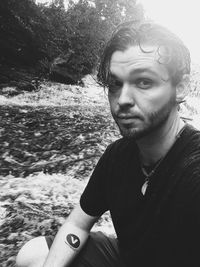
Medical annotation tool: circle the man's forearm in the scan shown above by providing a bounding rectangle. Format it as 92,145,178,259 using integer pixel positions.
43,222,89,267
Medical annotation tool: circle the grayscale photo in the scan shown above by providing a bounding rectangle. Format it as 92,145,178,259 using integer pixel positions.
1,0,200,266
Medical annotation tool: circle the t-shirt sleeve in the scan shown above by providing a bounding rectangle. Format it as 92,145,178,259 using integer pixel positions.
80,144,113,217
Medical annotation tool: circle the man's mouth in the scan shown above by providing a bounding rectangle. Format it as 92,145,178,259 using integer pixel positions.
117,115,141,123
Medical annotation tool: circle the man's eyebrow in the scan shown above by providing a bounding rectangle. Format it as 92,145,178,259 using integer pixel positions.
110,68,160,78
129,68,158,76
129,67,170,80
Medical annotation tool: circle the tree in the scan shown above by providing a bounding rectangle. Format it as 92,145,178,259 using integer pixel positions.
0,0,144,84
49,0,144,83
0,0,50,66
94,0,143,28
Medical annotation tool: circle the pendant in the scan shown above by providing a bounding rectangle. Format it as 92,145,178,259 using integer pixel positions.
141,180,148,195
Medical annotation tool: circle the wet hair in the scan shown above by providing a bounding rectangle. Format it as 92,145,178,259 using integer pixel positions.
97,20,191,87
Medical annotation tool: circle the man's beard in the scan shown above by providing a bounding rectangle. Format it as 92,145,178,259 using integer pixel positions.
114,99,176,140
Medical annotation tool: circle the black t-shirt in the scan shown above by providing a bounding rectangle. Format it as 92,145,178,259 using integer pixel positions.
80,124,200,267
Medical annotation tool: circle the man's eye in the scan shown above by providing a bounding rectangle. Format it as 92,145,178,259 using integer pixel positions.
135,78,153,89
108,80,122,92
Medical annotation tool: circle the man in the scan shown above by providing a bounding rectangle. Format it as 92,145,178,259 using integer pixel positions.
16,21,200,267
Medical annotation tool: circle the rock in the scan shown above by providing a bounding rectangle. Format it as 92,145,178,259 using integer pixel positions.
50,56,81,84
0,66,39,94
1,86,19,96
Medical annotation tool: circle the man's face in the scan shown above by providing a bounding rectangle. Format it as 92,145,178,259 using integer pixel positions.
108,45,178,139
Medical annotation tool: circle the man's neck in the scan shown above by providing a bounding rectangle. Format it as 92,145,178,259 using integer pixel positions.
136,113,185,166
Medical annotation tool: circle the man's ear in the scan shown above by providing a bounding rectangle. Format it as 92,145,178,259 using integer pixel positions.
176,74,190,104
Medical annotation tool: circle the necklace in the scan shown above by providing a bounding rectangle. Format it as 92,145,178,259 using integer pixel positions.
140,124,186,196
141,158,163,195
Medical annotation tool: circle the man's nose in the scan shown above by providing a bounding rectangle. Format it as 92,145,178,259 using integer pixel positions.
118,83,135,107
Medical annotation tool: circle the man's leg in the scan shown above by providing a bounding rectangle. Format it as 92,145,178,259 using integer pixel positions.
16,232,125,267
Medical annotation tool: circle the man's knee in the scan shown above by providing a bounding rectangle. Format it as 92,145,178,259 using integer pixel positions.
16,236,49,267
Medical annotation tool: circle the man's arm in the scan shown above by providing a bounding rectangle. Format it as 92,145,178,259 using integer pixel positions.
43,203,99,267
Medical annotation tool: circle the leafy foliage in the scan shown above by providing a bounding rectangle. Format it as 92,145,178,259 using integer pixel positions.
0,0,49,66
59,0,144,78
0,0,144,84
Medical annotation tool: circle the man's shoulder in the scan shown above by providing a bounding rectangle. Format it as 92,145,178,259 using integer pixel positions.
176,125,200,192
182,124,200,156
184,123,200,141
175,124,200,173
